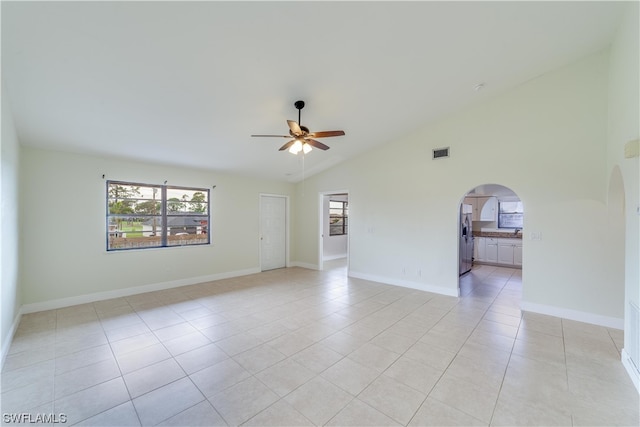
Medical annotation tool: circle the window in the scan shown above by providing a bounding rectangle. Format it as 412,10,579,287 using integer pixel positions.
329,200,348,236
498,201,524,229
107,181,210,251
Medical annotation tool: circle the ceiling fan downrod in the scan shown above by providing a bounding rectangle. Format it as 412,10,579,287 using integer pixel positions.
294,100,305,126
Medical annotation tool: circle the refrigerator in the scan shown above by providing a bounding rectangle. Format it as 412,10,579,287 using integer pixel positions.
459,204,474,275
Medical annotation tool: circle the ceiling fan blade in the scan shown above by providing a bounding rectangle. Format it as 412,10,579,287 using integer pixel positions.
278,139,297,151
308,130,345,138
251,134,291,138
306,139,330,150
287,120,303,136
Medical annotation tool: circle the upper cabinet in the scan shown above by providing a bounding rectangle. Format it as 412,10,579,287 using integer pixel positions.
464,196,497,221
478,196,497,221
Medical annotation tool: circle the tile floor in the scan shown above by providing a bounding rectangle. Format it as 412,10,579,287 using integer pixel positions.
1,261,638,426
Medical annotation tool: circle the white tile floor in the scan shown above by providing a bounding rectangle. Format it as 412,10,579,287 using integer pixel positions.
2,261,638,426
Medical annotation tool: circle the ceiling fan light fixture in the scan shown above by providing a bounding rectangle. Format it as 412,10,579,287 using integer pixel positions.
302,143,312,154
289,139,303,154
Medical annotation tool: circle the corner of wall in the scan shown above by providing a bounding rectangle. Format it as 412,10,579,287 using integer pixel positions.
1,308,23,369
1,77,23,370
621,349,640,393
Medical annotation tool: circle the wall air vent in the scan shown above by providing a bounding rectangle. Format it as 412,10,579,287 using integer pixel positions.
432,147,450,159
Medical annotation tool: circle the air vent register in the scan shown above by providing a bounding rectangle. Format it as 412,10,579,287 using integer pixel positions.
432,147,450,159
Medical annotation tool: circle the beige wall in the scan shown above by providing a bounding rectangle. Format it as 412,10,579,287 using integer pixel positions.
293,49,621,324
19,148,294,307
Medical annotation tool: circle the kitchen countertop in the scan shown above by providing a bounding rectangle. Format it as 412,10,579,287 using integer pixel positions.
473,231,523,239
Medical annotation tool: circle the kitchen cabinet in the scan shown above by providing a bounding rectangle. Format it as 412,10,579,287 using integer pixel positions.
478,197,497,221
473,237,479,260
475,237,522,267
476,237,485,261
514,242,523,266
464,196,497,221
498,238,522,266
498,240,515,264
486,238,498,263
463,197,477,219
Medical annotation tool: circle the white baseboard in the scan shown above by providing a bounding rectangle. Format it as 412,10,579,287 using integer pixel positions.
323,254,347,261
290,261,318,270
348,270,458,297
21,267,260,314
1,306,24,370
622,348,640,393
520,301,624,330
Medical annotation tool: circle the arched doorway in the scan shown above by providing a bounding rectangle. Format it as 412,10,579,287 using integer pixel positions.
458,184,524,295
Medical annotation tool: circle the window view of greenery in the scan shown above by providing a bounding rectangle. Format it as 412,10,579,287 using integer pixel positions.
107,181,209,251
498,201,524,229
329,200,348,236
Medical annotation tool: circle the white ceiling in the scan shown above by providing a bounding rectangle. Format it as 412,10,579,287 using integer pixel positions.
1,1,625,182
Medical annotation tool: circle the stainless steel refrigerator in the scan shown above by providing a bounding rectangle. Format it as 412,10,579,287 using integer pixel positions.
459,204,474,275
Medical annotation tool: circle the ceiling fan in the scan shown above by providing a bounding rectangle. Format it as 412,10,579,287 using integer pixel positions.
251,100,345,154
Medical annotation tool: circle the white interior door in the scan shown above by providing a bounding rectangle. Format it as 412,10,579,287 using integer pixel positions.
260,195,287,271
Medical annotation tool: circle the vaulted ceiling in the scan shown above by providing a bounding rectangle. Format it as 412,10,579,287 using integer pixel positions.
1,1,625,182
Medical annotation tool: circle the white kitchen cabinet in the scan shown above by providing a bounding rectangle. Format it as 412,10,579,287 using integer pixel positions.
486,238,498,263
473,237,478,260
514,242,523,266
476,237,522,267
476,237,485,261
498,238,522,266
498,240,515,264
464,196,497,221
463,197,480,220
463,197,475,216
478,197,497,221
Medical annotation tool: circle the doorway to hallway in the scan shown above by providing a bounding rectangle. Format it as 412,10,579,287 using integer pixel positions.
318,191,349,272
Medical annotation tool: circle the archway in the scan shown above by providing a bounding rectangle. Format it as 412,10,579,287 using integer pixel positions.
458,183,524,295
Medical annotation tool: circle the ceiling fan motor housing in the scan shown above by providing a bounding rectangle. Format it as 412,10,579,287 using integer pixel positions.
289,128,310,137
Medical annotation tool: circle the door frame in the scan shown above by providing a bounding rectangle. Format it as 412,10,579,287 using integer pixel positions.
259,193,290,271
318,190,350,271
